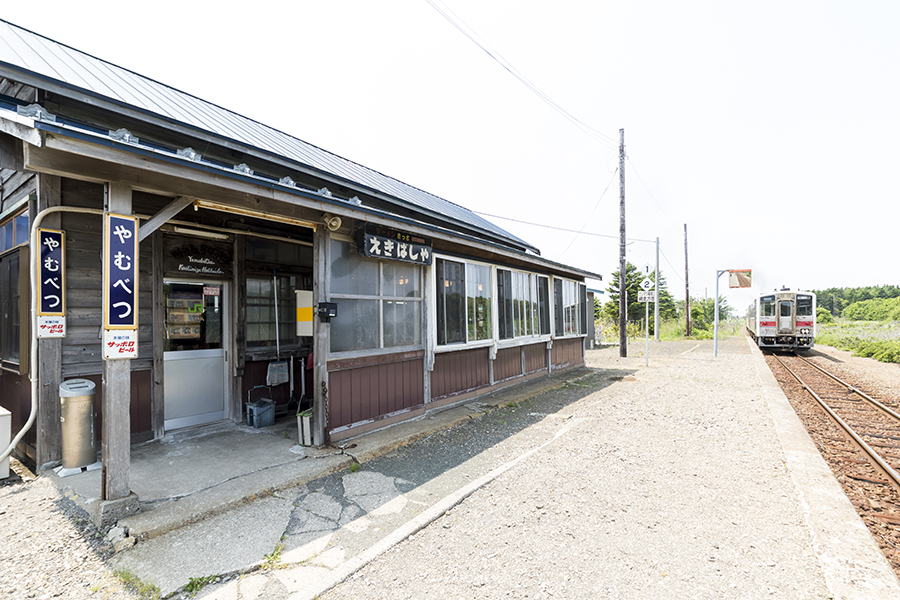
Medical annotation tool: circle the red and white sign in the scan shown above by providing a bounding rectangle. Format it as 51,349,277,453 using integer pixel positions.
103,329,138,360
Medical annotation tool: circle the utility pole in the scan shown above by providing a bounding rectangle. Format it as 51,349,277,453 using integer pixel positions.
654,237,660,341
684,224,691,337
618,129,627,357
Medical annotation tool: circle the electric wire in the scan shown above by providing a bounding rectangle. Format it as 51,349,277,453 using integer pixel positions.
560,167,619,258
425,0,618,149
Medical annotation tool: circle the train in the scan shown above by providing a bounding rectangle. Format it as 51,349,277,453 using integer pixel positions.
745,289,817,350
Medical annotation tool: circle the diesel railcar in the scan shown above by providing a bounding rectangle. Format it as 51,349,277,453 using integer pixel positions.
746,289,817,350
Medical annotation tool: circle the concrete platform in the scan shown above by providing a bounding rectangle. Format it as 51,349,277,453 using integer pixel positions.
50,369,578,544
47,338,900,599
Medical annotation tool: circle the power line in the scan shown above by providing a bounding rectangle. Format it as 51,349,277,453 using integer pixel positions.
560,167,618,257
425,0,618,149
473,210,655,244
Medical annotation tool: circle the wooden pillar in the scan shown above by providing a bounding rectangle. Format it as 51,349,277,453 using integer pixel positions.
102,182,132,501
36,175,63,470
312,229,329,446
150,231,165,439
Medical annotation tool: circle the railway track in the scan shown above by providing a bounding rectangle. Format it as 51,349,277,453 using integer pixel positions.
772,353,900,492
766,351,900,573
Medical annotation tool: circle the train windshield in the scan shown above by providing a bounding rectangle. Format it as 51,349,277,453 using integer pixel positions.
797,295,814,316
760,296,775,317
780,301,792,317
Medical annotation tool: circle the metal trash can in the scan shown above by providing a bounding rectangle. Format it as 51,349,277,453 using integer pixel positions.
59,379,97,469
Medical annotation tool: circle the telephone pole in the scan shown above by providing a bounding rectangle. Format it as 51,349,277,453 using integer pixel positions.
684,224,691,336
618,129,627,357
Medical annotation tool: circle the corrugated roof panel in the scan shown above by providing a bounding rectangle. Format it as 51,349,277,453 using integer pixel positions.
0,19,535,251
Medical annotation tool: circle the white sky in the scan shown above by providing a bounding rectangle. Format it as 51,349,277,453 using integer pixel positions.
4,1,899,314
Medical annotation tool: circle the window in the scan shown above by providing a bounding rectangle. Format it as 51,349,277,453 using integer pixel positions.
436,258,492,346
554,278,587,337
498,269,549,341
0,210,28,253
0,208,28,370
797,295,814,317
467,263,492,341
331,239,422,353
245,238,312,348
246,275,297,347
760,296,776,317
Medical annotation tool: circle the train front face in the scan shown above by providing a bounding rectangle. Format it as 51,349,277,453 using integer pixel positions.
756,291,816,350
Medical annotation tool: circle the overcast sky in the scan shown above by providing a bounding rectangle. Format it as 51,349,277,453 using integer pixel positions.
4,1,898,314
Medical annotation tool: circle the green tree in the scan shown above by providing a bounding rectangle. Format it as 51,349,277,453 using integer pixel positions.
601,263,644,323
602,263,678,330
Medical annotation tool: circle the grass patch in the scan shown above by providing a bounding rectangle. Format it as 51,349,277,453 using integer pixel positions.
115,569,161,600
263,541,285,569
185,574,219,595
817,319,900,363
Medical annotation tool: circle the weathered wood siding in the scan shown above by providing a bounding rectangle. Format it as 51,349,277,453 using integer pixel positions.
430,347,490,400
524,343,547,374
0,370,33,456
494,346,522,382
64,371,152,443
59,180,153,375
551,337,584,370
55,179,153,435
327,351,424,430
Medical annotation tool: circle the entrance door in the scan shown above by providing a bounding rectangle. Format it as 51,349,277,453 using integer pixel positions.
778,300,793,334
163,281,229,430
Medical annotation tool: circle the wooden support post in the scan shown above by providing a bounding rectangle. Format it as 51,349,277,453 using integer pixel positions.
36,175,63,470
312,230,329,446
102,182,132,502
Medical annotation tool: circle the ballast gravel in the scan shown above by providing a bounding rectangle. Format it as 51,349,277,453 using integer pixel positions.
322,338,835,600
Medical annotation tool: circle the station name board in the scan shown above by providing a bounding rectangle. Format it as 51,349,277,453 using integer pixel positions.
358,224,432,265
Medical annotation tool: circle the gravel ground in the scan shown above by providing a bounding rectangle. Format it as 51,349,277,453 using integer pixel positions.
320,337,834,600
0,465,140,599
4,336,899,600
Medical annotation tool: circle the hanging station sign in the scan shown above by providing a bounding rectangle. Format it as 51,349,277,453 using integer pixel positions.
162,237,233,278
37,228,66,338
358,223,432,265
103,213,139,359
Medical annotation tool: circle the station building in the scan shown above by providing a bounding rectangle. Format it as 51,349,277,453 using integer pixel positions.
0,20,598,506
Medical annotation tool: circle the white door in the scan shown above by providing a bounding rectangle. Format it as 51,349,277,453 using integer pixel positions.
163,281,229,430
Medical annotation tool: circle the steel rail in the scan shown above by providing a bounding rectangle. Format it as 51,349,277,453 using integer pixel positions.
796,354,900,423
773,354,900,494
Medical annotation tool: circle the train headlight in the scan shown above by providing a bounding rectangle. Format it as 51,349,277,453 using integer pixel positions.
799,328,810,335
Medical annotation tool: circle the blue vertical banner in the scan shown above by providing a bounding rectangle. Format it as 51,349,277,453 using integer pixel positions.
103,213,139,359
37,228,66,338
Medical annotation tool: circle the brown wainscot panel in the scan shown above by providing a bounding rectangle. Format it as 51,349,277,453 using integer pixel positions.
328,351,425,432
524,342,548,374
430,347,490,401
494,346,523,382
551,337,585,371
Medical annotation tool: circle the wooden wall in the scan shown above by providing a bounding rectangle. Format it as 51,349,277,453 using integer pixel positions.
551,337,584,370
327,351,425,431
494,346,522,382
57,180,153,377
431,347,490,400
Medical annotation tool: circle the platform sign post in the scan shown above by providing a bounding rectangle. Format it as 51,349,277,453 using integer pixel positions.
103,213,139,360
714,269,753,357
37,228,66,338
639,286,653,366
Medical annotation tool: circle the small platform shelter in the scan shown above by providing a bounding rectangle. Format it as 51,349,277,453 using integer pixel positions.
0,19,598,520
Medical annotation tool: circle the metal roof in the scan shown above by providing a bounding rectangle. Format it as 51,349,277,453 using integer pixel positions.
0,18,538,253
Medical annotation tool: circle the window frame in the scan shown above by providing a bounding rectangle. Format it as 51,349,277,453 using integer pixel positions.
553,277,588,339
496,267,551,346
435,256,495,349
330,237,424,357
0,205,30,374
